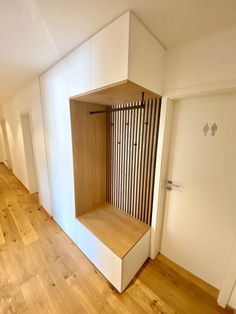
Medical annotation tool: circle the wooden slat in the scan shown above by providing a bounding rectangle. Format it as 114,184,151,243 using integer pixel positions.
132,103,139,218
129,103,136,217
122,105,127,212
117,106,121,209
120,105,125,213
135,102,144,220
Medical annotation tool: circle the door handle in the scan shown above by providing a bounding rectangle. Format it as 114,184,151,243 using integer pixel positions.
167,180,181,191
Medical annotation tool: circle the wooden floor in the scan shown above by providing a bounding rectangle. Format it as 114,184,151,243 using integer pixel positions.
0,163,233,314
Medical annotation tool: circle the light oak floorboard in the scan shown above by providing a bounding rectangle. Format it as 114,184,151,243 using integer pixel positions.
0,221,5,245
0,163,233,314
8,202,39,246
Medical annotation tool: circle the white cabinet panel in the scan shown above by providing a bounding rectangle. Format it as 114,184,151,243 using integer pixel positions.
91,12,129,90
40,61,76,241
122,230,150,291
75,220,122,292
228,283,236,309
67,41,91,97
129,13,166,95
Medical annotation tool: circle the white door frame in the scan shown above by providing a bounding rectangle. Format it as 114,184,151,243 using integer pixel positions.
150,83,236,308
20,109,39,193
0,119,12,169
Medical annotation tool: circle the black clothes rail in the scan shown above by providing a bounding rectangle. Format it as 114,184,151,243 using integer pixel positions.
90,103,144,115
89,92,145,115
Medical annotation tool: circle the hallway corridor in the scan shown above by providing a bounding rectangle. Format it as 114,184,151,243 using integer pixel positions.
0,163,232,313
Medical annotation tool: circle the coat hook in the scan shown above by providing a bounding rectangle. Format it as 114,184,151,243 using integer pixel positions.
141,92,145,106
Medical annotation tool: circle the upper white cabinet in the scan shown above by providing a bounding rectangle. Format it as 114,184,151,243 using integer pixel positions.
67,41,91,97
65,11,166,97
128,14,166,96
90,12,130,90
89,11,165,95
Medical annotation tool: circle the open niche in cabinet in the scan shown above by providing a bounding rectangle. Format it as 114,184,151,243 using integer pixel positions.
70,80,161,292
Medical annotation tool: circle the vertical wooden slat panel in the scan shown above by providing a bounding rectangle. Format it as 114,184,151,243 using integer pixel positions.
124,105,129,214
107,98,160,225
123,104,128,213
120,104,124,211
119,104,123,210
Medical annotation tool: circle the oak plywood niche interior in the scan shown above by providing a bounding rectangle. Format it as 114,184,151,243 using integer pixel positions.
70,81,161,291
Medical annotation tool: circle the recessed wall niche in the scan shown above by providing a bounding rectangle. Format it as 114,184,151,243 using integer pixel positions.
70,81,160,225
70,80,161,292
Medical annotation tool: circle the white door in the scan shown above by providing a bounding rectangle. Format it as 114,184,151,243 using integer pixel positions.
161,93,236,289
20,113,38,193
1,119,12,169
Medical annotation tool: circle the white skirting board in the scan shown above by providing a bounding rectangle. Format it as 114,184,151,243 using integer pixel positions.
75,219,150,292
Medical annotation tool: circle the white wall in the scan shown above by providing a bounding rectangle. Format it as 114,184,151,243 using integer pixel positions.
164,24,236,95
128,14,166,95
0,79,51,214
161,25,236,308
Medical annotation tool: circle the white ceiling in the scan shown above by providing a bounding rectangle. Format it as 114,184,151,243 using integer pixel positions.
1,0,236,104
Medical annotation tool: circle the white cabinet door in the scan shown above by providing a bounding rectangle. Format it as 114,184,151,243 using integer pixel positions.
128,13,166,96
40,61,76,241
91,12,129,90
67,41,91,97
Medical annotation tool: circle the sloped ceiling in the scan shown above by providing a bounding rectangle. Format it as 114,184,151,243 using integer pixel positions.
1,0,236,104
